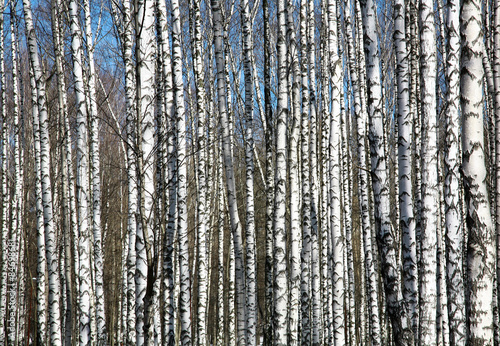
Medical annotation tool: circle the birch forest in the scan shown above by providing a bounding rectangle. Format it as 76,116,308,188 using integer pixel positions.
0,0,500,343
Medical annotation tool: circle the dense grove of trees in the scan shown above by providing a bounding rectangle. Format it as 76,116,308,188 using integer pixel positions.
0,0,499,344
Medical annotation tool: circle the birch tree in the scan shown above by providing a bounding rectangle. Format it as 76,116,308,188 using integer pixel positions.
444,0,465,342
344,0,382,343
286,0,302,343
83,0,107,341
300,0,312,342
22,0,62,343
394,0,418,336
326,0,344,343
273,0,289,343
419,0,439,341
0,4,8,343
68,0,93,342
211,0,246,343
461,0,496,342
171,0,193,343
191,0,208,343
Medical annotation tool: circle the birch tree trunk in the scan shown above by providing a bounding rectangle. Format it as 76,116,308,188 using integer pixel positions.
83,0,107,342
68,0,93,342
263,0,275,341
273,0,289,344
286,0,301,343
240,0,258,341
345,0,382,343
444,0,466,342
9,13,22,345
190,0,209,342
22,0,62,343
307,0,322,341
28,63,48,345
211,0,246,343
117,0,138,343
327,0,344,343
300,0,312,342
394,0,418,337
134,0,157,341
50,0,77,342
171,0,192,343
0,5,8,343
461,0,496,342
492,0,500,331
419,0,439,342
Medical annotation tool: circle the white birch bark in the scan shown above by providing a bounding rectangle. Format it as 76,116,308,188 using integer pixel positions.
28,62,48,345
263,0,274,341
286,0,301,343
461,0,496,342
217,146,225,345
345,1,382,343
212,0,246,343
116,0,138,343
9,10,23,344
240,0,257,342
151,0,174,342
68,0,93,342
261,1,276,343
274,0,289,344
0,5,8,343
162,43,177,346
307,0,321,342
82,0,106,342
327,0,344,343
394,0,418,337
134,0,157,341
50,0,77,342
22,1,62,343
320,17,332,342
340,98,357,345
171,0,192,343
300,0,312,342
492,0,500,333
228,220,236,346
191,0,208,342
444,0,465,342
419,0,439,341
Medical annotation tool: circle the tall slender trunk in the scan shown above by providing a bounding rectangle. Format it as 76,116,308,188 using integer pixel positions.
68,0,93,342
240,0,257,342
191,0,208,343
327,0,344,343
83,0,106,342
300,0,312,342
461,0,496,342
211,0,246,343
22,0,62,343
287,0,301,343
306,0,321,343
28,62,48,346
8,9,22,344
444,0,466,343
345,0,382,343
419,0,439,342
273,0,289,344
492,0,500,332
394,0,418,337
0,4,8,343
171,0,192,343
134,0,157,341
50,0,75,342
116,0,138,343
263,0,275,341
